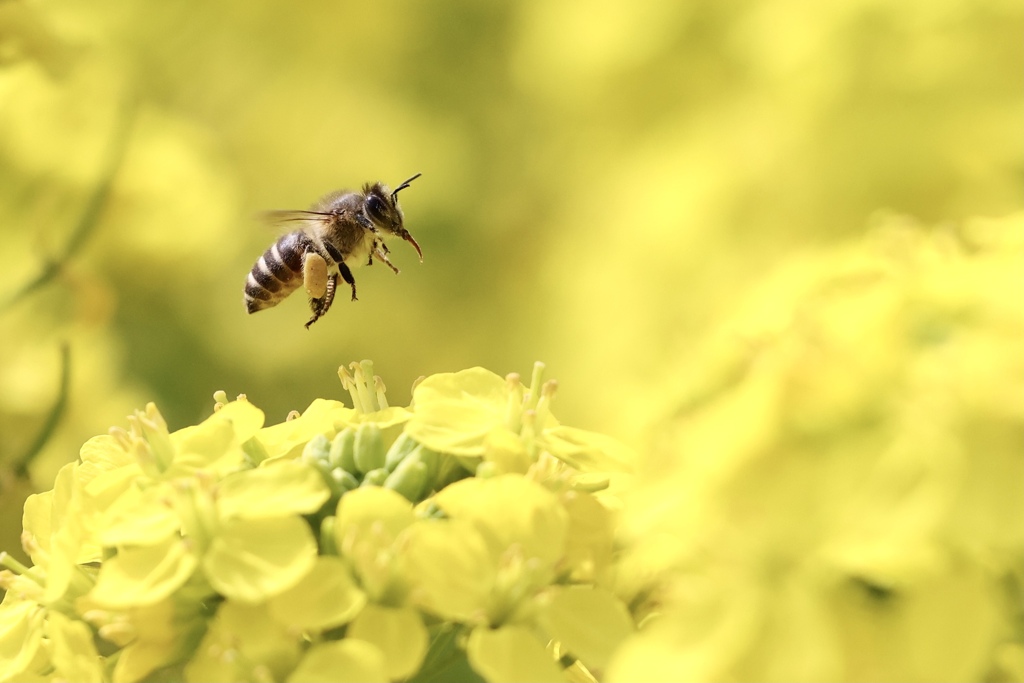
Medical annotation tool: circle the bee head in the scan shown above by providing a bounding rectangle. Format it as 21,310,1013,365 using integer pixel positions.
364,173,423,260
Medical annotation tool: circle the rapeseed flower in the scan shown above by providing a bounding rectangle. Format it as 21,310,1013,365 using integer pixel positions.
0,360,633,682
607,213,1024,682
3,213,1015,682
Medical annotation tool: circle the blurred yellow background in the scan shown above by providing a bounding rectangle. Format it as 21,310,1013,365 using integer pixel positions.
1,0,1020,558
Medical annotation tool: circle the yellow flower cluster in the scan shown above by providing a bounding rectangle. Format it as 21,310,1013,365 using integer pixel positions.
611,213,1024,682
0,362,633,683
2,213,1020,682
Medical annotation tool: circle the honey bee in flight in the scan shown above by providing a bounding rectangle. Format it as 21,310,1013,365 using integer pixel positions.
245,174,422,328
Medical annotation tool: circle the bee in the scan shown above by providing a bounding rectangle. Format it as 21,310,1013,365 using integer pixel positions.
245,173,423,328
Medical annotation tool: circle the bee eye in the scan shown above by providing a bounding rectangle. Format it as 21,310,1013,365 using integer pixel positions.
366,194,387,221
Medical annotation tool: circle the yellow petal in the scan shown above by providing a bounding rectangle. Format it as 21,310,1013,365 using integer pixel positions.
286,639,388,683
355,406,413,430
826,545,1003,682
467,625,563,683
104,596,206,683
23,461,74,566
96,484,180,547
217,459,330,520
186,601,300,683
347,604,428,680
482,427,531,474
254,399,356,463
561,491,614,580
169,399,264,474
81,463,144,521
334,487,415,551
434,475,568,569
538,586,634,672
114,640,181,683
406,368,508,456
404,519,493,622
203,516,317,603
542,426,635,473
268,556,367,631
47,611,104,683
0,600,45,682
89,537,197,608
45,541,97,604
21,490,54,567
75,434,134,490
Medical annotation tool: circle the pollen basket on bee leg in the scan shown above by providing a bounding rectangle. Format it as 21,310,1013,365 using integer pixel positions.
303,252,329,299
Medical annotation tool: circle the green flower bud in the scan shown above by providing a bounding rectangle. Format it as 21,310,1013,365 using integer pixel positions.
435,456,473,490
410,445,441,485
384,432,419,472
301,434,331,470
354,423,385,475
475,461,500,479
329,428,357,472
319,516,337,555
384,459,428,503
331,469,359,493
360,467,389,488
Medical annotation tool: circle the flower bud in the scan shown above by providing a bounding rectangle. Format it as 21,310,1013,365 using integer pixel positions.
476,461,500,479
410,445,441,485
329,429,357,472
384,432,419,472
301,434,331,470
319,515,337,555
360,468,389,488
331,469,359,494
383,459,428,502
354,423,385,475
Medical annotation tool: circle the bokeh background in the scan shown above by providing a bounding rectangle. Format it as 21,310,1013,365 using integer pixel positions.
1,0,1021,665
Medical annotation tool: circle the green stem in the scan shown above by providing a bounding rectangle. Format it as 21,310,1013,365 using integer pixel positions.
0,551,32,575
2,97,136,310
412,624,466,683
13,342,70,477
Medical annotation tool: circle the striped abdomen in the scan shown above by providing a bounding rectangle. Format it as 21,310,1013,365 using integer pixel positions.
245,231,320,313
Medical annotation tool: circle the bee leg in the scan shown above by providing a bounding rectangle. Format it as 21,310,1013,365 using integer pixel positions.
302,252,329,299
305,296,322,329
323,242,344,264
339,262,358,301
375,247,401,275
305,273,338,329
321,273,337,312
356,213,377,233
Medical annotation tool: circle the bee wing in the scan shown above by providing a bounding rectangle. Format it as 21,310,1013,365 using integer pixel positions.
260,209,332,225
258,210,335,239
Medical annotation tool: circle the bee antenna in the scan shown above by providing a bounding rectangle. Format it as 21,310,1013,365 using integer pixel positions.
391,172,422,201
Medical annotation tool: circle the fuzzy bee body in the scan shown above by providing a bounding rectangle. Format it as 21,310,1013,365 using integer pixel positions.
244,174,422,328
